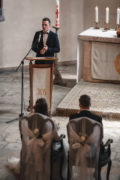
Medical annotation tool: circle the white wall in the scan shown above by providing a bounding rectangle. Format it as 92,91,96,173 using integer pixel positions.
59,0,84,62
0,0,119,68
0,0,56,68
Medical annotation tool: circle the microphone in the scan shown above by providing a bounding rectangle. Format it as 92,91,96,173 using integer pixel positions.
38,32,41,43
32,32,41,49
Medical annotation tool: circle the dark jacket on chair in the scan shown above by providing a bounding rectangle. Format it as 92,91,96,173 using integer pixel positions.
70,110,102,124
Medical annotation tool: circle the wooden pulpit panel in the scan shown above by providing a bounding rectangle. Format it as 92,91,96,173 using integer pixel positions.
34,65,51,108
26,57,57,113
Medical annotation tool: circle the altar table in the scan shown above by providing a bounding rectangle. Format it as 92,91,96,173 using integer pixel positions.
77,27,120,83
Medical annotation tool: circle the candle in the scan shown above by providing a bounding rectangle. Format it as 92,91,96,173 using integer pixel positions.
117,8,120,25
56,0,59,6
56,0,60,27
106,7,109,24
95,6,99,23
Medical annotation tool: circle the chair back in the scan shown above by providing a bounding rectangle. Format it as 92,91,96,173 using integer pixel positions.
67,117,103,180
19,113,55,180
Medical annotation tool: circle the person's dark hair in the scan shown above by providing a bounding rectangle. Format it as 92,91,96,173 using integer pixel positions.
42,17,51,24
34,98,48,116
79,94,91,108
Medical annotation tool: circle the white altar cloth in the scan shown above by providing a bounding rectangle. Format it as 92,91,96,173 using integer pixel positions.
80,27,117,39
91,42,120,81
77,27,120,82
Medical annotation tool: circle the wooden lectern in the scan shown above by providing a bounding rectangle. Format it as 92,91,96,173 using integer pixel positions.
26,57,58,113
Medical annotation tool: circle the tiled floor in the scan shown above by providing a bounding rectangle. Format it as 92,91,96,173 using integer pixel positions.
0,64,120,179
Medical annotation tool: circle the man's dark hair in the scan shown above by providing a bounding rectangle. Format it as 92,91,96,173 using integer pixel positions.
34,98,48,116
79,94,91,108
42,17,51,24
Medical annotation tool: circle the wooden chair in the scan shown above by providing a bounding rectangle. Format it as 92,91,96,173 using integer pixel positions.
19,113,64,180
67,117,113,180
67,117,103,180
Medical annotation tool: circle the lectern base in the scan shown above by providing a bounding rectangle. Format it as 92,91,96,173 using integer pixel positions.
54,63,66,86
53,78,66,86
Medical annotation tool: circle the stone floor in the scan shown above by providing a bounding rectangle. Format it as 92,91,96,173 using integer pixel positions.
56,80,120,118
0,64,120,180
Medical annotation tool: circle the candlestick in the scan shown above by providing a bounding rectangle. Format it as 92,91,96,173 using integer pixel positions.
116,24,120,31
104,23,109,30
95,6,99,23
116,8,120,30
94,22,99,29
56,0,60,27
106,7,109,24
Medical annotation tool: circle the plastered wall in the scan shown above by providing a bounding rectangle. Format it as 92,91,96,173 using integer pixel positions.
0,0,56,68
0,0,119,68
59,0,84,62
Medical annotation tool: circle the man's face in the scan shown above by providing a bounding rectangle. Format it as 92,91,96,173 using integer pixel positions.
42,21,51,32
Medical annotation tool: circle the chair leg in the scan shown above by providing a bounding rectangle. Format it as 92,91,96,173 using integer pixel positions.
106,160,112,180
98,167,102,180
60,154,64,180
67,152,70,180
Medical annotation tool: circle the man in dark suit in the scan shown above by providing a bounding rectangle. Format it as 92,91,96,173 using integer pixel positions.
32,17,60,64
70,95,113,178
70,94,102,124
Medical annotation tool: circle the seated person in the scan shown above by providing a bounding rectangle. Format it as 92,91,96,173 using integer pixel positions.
34,97,49,116
70,94,102,125
33,98,68,179
6,98,60,178
7,98,68,179
32,98,60,138
69,95,111,173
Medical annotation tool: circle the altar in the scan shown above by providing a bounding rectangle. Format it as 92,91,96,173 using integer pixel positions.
77,27,120,83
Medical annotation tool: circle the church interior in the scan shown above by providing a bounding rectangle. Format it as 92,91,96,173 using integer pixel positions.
0,0,120,179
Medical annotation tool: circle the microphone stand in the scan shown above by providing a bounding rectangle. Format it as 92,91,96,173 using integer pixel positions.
6,37,39,123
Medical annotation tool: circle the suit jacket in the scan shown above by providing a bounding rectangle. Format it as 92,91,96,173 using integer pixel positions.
32,30,60,64
70,110,102,124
